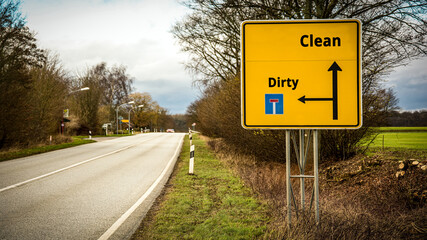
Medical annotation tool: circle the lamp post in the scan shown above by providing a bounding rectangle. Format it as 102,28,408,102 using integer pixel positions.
136,105,144,133
157,109,161,132
63,87,89,134
116,101,134,134
128,104,144,135
69,87,89,94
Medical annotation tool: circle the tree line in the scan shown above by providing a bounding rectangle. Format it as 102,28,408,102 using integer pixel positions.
387,110,427,127
177,0,426,161
0,0,180,150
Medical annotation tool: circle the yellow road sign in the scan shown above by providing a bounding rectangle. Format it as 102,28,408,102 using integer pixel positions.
241,19,362,129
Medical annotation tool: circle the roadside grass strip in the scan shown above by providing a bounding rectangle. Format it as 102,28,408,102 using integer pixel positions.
136,134,269,239
0,137,95,162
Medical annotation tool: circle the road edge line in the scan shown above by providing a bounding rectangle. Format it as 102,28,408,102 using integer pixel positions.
97,135,184,240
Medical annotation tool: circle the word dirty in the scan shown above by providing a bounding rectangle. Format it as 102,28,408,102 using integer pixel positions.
268,77,299,90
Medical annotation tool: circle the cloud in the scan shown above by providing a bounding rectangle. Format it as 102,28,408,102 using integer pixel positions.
21,0,197,113
134,78,198,114
385,57,427,110
23,0,425,113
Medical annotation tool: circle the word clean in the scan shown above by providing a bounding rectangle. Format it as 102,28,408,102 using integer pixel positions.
269,77,299,90
300,34,341,47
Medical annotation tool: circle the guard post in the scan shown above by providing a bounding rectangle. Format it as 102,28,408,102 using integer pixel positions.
189,129,194,175
241,19,362,227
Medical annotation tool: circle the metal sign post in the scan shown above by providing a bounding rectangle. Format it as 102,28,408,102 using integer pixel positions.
286,130,291,228
286,130,319,227
240,19,362,229
314,130,320,223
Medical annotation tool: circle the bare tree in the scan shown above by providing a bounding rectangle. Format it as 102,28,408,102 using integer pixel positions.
73,71,103,135
28,53,69,142
176,0,426,159
91,62,134,107
0,0,46,148
174,0,426,86
69,63,134,134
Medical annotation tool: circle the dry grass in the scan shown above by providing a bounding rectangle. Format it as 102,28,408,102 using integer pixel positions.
206,137,427,239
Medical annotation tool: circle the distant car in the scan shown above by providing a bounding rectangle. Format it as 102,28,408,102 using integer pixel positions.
166,129,175,133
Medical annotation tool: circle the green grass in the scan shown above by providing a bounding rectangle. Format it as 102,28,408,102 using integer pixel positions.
0,137,95,162
369,132,427,150
133,134,269,239
377,126,427,132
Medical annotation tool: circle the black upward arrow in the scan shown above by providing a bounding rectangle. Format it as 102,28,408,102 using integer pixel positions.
298,61,342,120
328,61,341,120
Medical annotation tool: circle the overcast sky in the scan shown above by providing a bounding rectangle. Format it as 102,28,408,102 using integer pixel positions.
21,0,198,114
21,0,426,113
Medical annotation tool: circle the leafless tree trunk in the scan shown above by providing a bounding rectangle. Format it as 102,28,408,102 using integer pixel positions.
176,0,426,160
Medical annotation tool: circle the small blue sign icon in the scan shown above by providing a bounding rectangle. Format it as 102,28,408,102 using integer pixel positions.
265,94,283,114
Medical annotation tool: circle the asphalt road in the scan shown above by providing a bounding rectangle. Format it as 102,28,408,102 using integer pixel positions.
0,133,184,240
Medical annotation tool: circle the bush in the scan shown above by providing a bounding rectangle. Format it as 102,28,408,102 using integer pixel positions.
189,76,385,162
208,138,427,239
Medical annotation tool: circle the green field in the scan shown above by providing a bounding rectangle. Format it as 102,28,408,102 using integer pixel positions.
378,126,427,132
369,131,427,150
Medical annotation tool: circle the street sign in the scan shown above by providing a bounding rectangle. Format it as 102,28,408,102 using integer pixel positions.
241,19,362,129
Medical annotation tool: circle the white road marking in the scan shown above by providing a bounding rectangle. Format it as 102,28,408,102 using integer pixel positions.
0,136,158,193
97,135,184,240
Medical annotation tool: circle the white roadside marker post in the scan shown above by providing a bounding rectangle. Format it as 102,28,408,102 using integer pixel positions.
189,129,194,175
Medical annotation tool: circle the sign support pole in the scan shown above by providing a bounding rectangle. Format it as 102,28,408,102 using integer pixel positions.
313,130,320,224
286,130,291,229
299,129,305,211
286,130,320,229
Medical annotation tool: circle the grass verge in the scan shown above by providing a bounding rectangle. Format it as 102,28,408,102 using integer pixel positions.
207,137,427,239
0,136,95,162
132,133,270,239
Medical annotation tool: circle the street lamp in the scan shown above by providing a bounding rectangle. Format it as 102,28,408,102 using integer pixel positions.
116,101,135,134
137,105,144,132
157,109,161,132
128,104,144,135
62,87,90,134
69,87,90,94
